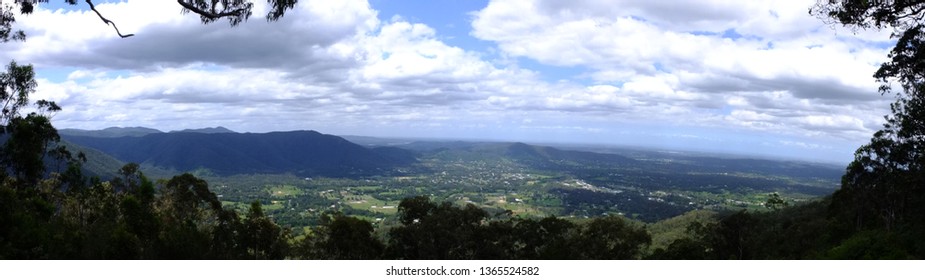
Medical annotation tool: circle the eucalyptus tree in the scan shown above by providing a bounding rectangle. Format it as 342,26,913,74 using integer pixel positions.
813,0,925,232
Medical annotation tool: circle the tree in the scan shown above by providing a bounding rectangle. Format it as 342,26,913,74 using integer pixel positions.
295,212,383,259
813,1,925,233
241,201,290,259
811,0,925,30
1,0,299,40
386,196,489,259
0,0,26,42
179,0,297,26
571,216,651,259
506,216,579,259
765,192,788,211
0,60,37,124
0,61,67,187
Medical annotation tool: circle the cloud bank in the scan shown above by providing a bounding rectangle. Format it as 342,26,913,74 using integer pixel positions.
0,0,898,163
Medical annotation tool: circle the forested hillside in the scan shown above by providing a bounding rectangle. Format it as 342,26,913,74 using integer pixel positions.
62,131,416,177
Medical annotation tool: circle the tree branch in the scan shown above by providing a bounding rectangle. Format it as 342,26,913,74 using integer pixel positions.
177,0,247,20
85,0,133,38
894,4,925,24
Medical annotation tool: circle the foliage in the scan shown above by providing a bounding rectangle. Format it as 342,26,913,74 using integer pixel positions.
383,196,651,260
178,0,297,26
1,0,300,41
811,0,925,30
293,212,384,259
814,0,925,243
242,201,290,259
654,200,834,259
386,196,490,259
0,165,292,259
0,61,73,187
0,1,26,42
765,192,788,211
646,209,718,253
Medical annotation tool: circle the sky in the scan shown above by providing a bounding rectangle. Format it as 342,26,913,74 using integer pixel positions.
0,0,899,164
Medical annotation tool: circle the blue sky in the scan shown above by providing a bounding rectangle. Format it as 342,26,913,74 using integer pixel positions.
0,0,899,164
370,0,590,82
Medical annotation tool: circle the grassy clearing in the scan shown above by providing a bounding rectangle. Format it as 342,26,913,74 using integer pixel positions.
267,185,304,197
343,194,400,215
353,185,383,192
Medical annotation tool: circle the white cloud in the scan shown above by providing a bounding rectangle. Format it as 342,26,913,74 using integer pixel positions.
1,0,380,70
0,0,902,163
471,0,895,143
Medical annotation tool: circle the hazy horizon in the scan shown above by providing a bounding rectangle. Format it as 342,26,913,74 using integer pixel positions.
58,125,851,166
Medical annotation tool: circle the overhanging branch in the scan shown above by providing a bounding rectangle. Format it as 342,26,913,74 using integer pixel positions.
85,0,133,38
177,0,247,20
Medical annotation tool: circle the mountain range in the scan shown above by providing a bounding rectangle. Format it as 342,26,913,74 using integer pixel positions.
56,127,843,186
60,128,415,177
59,126,235,138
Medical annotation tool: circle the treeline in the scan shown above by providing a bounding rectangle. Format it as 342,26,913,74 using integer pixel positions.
0,166,290,259
300,196,651,259
651,197,925,259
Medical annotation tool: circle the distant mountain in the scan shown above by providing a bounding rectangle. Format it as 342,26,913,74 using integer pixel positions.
60,126,239,138
501,142,637,166
339,135,417,147
61,130,416,177
59,127,163,138
169,126,236,134
396,141,638,171
397,140,492,152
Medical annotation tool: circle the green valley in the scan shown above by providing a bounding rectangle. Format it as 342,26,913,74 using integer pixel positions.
179,137,843,233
